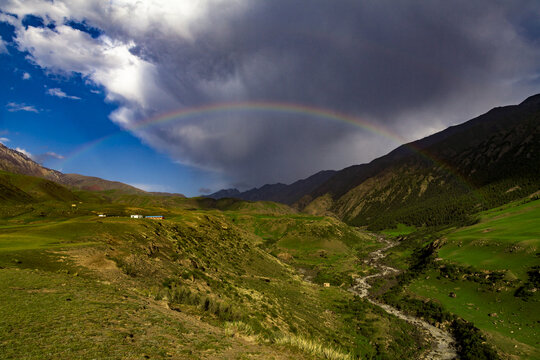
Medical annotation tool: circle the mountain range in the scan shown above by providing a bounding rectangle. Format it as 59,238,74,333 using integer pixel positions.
207,170,336,204
210,94,540,228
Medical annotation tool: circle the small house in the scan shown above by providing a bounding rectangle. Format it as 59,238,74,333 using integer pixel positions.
98,214,107,217
323,283,330,288
130,215,143,219
145,215,164,220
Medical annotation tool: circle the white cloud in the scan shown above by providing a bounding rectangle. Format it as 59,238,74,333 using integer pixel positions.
17,24,175,112
22,72,31,80
15,147,33,159
43,151,64,159
0,37,8,54
0,137,10,144
6,102,39,113
46,87,81,100
34,151,65,163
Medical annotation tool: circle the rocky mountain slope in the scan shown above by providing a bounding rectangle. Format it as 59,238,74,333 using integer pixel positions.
301,94,540,228
0,143,145,194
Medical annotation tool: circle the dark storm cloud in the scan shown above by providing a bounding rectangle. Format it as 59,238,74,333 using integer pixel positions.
132,0,540,185
143,0,539,117
7,0,540,188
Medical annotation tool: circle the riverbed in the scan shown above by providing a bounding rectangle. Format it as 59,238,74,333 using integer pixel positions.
349,237,457,360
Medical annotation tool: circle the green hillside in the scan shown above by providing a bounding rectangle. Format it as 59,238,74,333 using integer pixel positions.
297,95,540,231
407,197,539,358
0,177,426,360
375,196,540,359
0,170,79,203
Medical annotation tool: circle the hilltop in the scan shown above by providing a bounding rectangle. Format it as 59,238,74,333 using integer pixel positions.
0,143,149,194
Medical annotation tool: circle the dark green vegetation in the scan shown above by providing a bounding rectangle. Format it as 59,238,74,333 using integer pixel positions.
0,172,426,359
301,94,540,232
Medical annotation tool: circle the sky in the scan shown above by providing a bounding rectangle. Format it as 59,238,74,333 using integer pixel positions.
0,1,539,196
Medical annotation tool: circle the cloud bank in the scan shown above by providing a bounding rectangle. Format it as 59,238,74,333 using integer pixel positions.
1,0,540,188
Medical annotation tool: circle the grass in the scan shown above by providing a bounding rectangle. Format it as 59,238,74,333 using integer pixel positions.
381,223,417,237
0,267,190,359
3,171,537,359
276,334,353,360
405,198,540,359
409,271,540,358
439,198,540,278
0,194,426,359
227,211,382,287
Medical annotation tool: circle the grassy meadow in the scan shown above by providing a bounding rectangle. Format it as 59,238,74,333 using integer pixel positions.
404,198,540,359
0,193,425,359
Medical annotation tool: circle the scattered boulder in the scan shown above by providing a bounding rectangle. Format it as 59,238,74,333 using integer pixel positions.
488,313,498,317
449,292,457,298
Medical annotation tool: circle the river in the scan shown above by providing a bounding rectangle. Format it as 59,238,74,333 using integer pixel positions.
349,237,457,359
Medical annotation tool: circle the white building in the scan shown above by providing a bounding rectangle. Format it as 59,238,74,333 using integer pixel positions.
98,214,106,217
131,215,144,219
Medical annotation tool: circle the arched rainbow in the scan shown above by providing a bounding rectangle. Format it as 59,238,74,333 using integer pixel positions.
61,101,481,198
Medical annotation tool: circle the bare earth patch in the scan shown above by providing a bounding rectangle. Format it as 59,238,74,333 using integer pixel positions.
66,247,126,282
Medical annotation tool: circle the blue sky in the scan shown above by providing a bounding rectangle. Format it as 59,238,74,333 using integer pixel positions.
0,16,220,195
1,1,539,196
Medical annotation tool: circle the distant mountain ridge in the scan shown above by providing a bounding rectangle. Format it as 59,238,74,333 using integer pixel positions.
0,143,146,194
210,94,540,228
207,170,336,205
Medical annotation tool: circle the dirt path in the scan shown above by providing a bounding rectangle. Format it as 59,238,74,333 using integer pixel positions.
349,237,457,360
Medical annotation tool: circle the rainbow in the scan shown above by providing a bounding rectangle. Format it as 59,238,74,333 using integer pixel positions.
61,101,480,197
131,101,395,139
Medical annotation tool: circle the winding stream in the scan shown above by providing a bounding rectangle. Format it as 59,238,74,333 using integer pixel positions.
349,237,457,360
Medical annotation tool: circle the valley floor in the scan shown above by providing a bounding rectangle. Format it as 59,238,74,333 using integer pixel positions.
0,202,426,360
0,196,538,359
